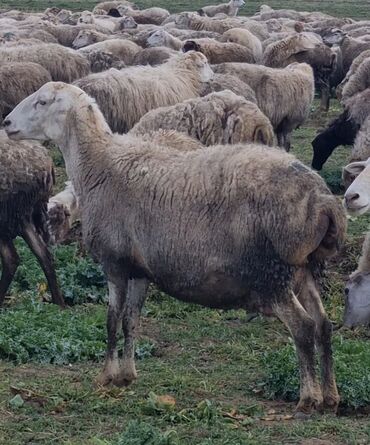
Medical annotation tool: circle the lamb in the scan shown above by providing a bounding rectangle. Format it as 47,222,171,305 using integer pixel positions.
4,81,346,417
213,62,315,150
131,90,274,146
199,73,257,103
341,57,370,101
117,6,170,25
0,43,90,82
0,62,52,123
132,46,177,66
198,0,245,17
77,39,141,65
74,51,213,133
221,28,263,62
0,130,64,307
182,38,257,64
47,181,80,245
311,89,370,170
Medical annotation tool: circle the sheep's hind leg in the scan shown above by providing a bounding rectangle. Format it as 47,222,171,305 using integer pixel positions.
97,274,127,386
0,238,20,306
22,224,65,308
113,278,149,387
273,291,323,417
297,269,339,413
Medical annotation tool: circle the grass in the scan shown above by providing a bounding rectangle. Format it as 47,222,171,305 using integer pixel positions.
0,0,370,444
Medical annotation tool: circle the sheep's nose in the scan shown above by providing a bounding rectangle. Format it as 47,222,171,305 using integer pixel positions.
3,119,11,127
345,192,360,205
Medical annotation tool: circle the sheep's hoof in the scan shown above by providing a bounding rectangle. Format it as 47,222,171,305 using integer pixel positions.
95,370,116,386
112,368,137,387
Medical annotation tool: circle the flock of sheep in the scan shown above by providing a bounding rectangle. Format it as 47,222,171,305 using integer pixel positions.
1,0,370,418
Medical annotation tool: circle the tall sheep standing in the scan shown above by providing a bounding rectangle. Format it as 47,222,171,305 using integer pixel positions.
131,90,274,146
5,82,346,418
213,62,315,151
198,0,245,17
74,51,213,133
0,130,64,307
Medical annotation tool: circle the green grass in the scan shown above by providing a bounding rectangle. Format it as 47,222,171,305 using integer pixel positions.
0,0,370,444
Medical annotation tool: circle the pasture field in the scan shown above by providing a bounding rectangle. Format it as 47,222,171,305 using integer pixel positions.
0,1,370,444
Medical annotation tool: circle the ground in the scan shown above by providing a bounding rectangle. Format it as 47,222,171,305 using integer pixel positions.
0,1,370,444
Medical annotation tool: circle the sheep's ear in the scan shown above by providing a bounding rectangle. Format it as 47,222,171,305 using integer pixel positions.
183,40,201,53
343,161,367,177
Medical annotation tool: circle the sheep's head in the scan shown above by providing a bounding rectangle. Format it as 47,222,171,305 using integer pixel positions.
117,5,133,16
147,29,168,47
119,16,138,29
231,0,245,7
175,12,195,28
178,51,214,82
4,82,92,144
56,9,72,23
72,30,97,48
322,28,347,46
343,273,370,328
343,158,370,215
182,40,202,53
44,7,61,15
78,11,95,25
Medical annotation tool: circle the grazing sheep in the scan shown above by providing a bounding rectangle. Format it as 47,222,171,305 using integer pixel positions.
131,90,274,146
341,57,370,101
0,43,90,82
182,38,256,64
147,29,182,50
47,181,80,245
93,1,137,15
132,46,177,66
213,62,315,150
0,62,52,123
78,39,141,65
0,130,64,307
221,28,263,62
311,89,370,170
74,51,213,133
199,73,257,103
198,0,245,17
117,7,170,25
5,81,346,417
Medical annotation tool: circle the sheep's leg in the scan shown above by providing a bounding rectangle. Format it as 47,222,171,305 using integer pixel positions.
22,224,65,308
113,278,149,387
273,291,322,417
97,275,127,386
0,238,20,306
297,270,339,412
320,86,330,112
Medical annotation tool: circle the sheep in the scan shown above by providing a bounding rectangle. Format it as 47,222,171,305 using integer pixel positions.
221,28,263,62
83,50,127,73
348,27,370,39
263,34,337,110
0,29,58,44
147,29,182,50
93,1,137,15
0,43,90,82
47,181,80,245
72,29,112,49
117,6,170,25
311,89,370,170
198,0,245,17
182,38,257,64
0,130,64,307
199,73,257,103
341,57,370,101
131,90,274,146
256,5,306,21
43,23,110,48
74,51,213,133
4,81,346,417
213,62,315,150
77,39,141,65
77,11,95,25
132,46,178,66
0,62,52,124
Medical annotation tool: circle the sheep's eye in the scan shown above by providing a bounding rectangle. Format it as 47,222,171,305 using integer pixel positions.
39,100,47,106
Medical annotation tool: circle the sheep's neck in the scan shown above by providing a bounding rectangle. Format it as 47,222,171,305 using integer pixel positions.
57,106,112,202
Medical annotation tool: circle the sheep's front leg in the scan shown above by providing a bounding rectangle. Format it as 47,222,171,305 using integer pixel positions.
274,291,323,417
297,270,339,412
0,238,20,306
114,278,149,387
